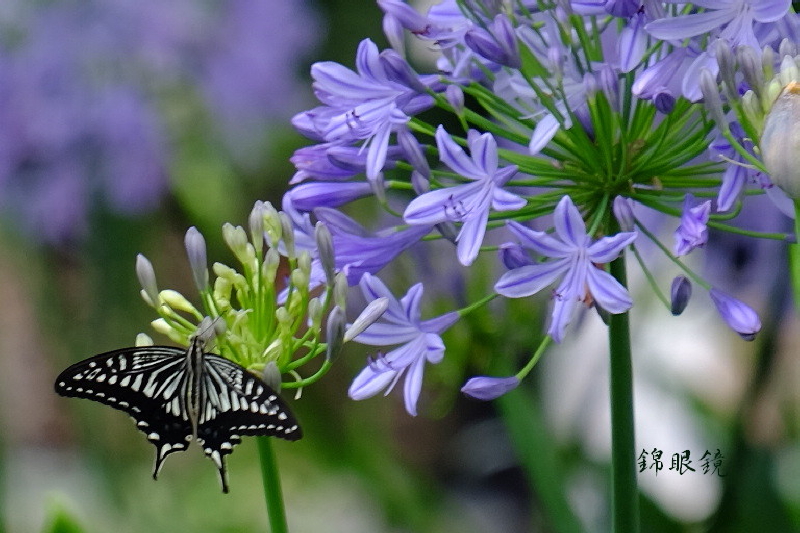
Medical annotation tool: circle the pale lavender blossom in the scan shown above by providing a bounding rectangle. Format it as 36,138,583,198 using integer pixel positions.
403,126,526,266
495,196,637,343
674,194,712,257
709,288,761,341
302,39,435,179
348,273,459,416
461,376,520,400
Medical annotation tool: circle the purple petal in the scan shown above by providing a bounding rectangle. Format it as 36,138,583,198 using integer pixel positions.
585,266,633,314
399,282,424,322
587,231,637,263
553,196,589,248
491,187,526,212
469,131,498,174
507,220,573,258
354,322,421,345
435,125,484,179
548,292,579,343
529,113,560,154
403,355,427,416
646,10,735,41
456,206,489,266
499,243,533,269
461,376,520,400
419,311,459,335
359,273,405,321
494,259,570,298
753,0,790,23
349,360,397,400
716,162,746,212
403,181,484,224
289,182,373,211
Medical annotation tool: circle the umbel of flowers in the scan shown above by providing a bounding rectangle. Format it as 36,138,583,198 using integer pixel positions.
290,0,794,405
284,2,797,530
135,200,387,389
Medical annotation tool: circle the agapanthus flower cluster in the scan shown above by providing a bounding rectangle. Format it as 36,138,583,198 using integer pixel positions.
286,0,797,412
135,201,387,388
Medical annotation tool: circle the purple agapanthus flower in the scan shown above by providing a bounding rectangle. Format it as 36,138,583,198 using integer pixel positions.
300,38,435,180
403,126,526,266
494,196,637,343
674,194,712,257
348,273,459,416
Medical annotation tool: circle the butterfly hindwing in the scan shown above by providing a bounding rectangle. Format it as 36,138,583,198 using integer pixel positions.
197,355,302,492
54,346,194,479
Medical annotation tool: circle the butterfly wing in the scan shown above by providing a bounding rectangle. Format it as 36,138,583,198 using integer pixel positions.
197,354,302,492
54,346,194,480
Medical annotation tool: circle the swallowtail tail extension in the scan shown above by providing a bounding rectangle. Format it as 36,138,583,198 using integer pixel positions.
54,337,302,492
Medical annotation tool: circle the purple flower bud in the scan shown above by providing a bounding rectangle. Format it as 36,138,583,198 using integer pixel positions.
136,254,159,307
461,376,520,400
315,221,336,286
445,84,465,114
397,128,430,177
674,194,711,257
653,91,676,114
699,69,728,133
290,144,359,184
185,227,209,291
709,289,761,341
463,14,520,69
737,46,764,99
499,243,533,269
670,276,692,316
612,196,636,231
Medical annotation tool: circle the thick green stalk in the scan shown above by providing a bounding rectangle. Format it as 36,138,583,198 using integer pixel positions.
608,253,640,533
257,437,289,533
790,199,800,309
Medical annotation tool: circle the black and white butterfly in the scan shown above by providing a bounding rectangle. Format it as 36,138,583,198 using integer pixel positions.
54,336,302,493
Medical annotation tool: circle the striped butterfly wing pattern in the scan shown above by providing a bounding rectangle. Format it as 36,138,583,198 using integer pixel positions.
54,343,301,493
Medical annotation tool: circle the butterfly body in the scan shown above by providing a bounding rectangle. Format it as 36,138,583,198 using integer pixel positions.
54,338,301,492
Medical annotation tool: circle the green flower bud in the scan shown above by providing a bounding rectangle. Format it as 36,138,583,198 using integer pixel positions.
262,248,280,285
262,202,282,247
279,212,295,258
314,222,336,286
151,318,186,343
249,201,266,256
135,333,154,346
334,272,348,310
308,297,323,331
761,82,800,198
223,224,254,266
160,289,199,315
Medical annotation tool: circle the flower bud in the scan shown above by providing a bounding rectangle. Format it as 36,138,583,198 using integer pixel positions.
761,82,800,198
325,306,346,361
699,69,728,133
345,297,389,342
160,289,199,315
445,84,465,114
461,376,520,400
334,272,348,309
279,212,296,258
670,276,692,316
185,227,209,291
136,254,159,307
315,222,336,287
612,196,636,231
135,333,154,347
262,361,282,391
737,46,764,99
249,201,266,255
709,289,761,341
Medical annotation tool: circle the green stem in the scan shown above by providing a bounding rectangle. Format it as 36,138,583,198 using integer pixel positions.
257,437,289,533
608,253,640,533
790,199,800,310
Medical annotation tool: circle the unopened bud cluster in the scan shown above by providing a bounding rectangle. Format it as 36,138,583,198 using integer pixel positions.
134,200,382,389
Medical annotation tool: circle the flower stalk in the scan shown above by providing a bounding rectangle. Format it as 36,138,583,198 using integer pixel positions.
608,251,639,533
257,437,289,533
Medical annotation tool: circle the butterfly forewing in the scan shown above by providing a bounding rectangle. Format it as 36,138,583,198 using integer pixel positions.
54,346,195,477
54,343,302,493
